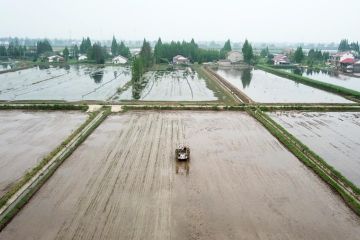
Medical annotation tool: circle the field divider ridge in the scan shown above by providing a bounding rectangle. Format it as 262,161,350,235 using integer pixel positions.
0,107,111,230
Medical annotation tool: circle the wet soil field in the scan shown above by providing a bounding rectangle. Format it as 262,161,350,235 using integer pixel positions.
0,65,130,101
269,111,360,187
214,68,353,103
113,69,217,101
0,110,87,198
1,111,359,240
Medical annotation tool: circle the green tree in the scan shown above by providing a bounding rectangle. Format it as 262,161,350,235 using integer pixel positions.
111,36,118,56
36,40,53,56
220,39,232,57
242,39,254,64
154,37,163,63
139,39,153,68
294,46,304,63
338,39,350,52
350,41,359,53
260,47,269,58
87,43,106,64
80,37,92,54
118,41,131,58
0,45,7,56
72,44,79,59
63,47,69,61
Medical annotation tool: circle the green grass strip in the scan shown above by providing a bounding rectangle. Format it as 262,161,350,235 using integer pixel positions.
0,104,88,111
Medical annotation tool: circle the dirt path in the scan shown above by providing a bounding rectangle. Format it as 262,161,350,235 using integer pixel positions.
1,111,360,240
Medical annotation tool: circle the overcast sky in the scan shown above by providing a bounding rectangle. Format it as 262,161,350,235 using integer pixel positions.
1,0,359,43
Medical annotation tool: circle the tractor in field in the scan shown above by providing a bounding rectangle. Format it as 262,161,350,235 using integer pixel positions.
175,145,190,161
175,145,190,175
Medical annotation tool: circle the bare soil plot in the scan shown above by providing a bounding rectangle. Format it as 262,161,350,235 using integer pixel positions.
1,111,359,240
269,111,360,187
214,68,353,103
0,110,87,198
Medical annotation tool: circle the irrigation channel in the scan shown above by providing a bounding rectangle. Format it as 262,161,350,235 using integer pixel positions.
0,63,360,236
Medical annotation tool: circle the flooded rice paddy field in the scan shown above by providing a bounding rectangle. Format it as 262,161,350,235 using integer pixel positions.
1,111,359,240
269,111,360,187
0,65,131,101
112,68,217,101
215,68,353,103
0,110,87,198
285,68,360,92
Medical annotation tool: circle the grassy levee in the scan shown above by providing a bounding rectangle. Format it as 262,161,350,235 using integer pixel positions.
257,65,360,101
0,109,103,211
122,104,246,111
0,108,110,231
0,104,88,111
246,107,360,216
193,65,238,105
201,66,255,104
257,104,360,112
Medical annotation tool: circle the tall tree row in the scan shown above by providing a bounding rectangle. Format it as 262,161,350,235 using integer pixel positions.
153,38,221,63
111,36,131,58
242,39,254,64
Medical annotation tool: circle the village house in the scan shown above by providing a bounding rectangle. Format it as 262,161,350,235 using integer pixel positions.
78,54,87,61
47,55,64,63
272,54,290,65
330,52,355,68
227,50,243,63
112,55,128,64
173,55,190,65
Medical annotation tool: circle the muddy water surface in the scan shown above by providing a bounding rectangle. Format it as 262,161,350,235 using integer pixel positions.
0,65,131,101
270,111,360,187
113,69,217,101
0,110,87,198
1,111,359,240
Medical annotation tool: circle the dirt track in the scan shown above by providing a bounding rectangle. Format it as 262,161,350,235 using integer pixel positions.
0,110,86,198
1,111,359,240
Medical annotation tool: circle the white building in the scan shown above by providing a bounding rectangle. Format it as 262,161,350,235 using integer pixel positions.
272,54,290,65
173,55,190,65
227,51,244,63
47,55,64,63
112,55,128,64
78,54,88,61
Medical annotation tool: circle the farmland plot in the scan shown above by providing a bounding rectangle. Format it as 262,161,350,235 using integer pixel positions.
0,65,130,101
0,110,87,198
113,68,217,101
269,111,360,187
1,111,359,240
214,67,353,103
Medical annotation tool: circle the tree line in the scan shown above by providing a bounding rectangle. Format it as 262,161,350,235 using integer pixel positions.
153,38,222,64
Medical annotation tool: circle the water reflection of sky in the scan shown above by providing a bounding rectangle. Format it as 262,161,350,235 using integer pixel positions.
285,68,360,92
0,65,131,101
215,68,353,103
